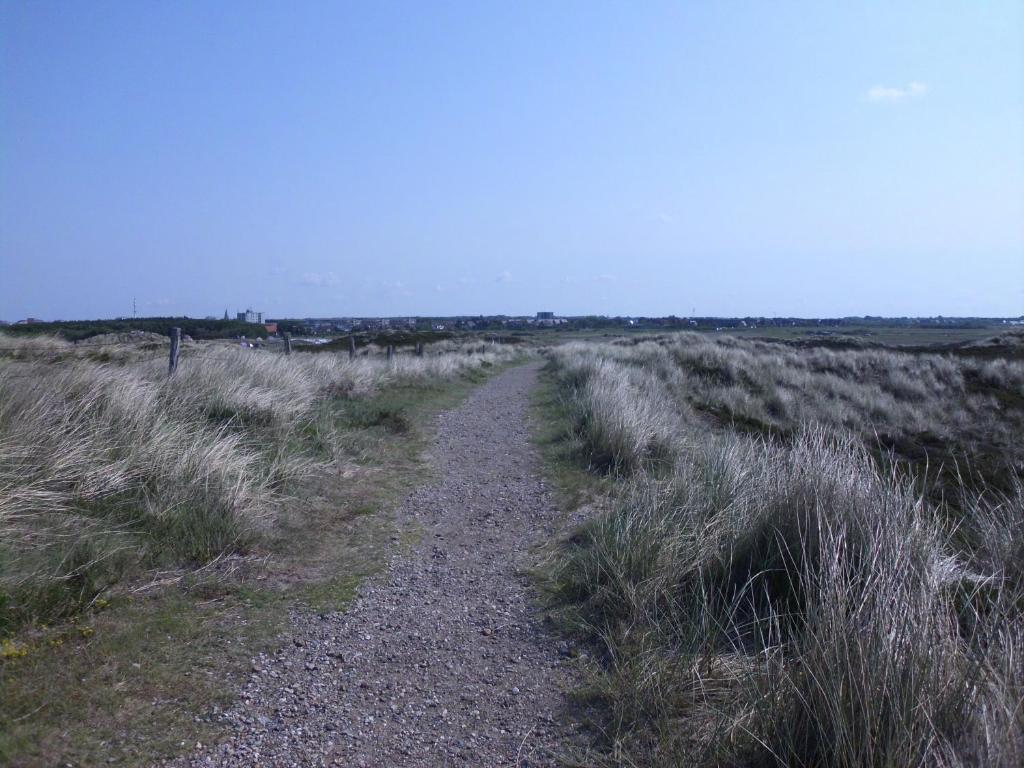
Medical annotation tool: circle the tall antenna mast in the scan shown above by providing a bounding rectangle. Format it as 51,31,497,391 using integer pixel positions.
133,297,137,319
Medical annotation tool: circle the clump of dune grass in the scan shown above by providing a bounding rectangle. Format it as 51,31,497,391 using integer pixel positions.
556,357,681,472
0,334,522,631
554,333,1024,462
545,337,1024,767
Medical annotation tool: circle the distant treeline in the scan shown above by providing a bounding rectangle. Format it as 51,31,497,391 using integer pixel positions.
295,329,455,352
561,315,1021,330
272,315,1021,334
2,317,268,342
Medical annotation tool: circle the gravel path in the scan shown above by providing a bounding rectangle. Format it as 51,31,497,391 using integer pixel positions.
174,362,584,767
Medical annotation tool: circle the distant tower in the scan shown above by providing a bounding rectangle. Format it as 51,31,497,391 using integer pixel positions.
133,297,137,319
223,309,229,321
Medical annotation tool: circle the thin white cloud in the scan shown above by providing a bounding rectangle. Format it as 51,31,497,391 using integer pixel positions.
562,274,618,285
457,276,476,286
644,211,675,225
495,270,513,283
866,81,928,103
298,271,340,287
385,280,412,297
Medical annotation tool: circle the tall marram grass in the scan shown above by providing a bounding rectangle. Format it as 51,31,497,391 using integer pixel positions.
0,334,518,631
547,336,1024,767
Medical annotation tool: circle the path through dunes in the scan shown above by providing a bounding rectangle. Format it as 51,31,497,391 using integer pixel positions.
173,362,584,767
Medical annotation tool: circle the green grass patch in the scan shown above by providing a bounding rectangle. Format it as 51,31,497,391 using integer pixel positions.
530,362,613,511
0,588,283,766
299,574,363,613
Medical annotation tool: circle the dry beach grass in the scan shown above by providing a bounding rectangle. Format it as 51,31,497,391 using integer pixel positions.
544,333,1024,767
1,331,531,763
4,327,1022,765
0,332,521,632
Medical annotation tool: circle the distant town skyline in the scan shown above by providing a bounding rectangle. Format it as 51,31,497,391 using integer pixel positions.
2,2,1022,321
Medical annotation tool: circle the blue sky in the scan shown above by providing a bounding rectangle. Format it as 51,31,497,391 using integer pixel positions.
1,1,1022,320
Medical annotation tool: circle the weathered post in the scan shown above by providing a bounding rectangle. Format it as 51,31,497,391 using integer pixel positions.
386,344,394,362
348,335,356,360
283,332,292,356
415,342,424,357
168,327,181,375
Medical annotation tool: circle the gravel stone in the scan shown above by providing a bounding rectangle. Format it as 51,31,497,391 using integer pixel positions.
166,363,584,767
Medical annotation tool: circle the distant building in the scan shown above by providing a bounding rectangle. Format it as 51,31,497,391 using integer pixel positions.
535,311,565,327
237,308,263,324
15,318,43,325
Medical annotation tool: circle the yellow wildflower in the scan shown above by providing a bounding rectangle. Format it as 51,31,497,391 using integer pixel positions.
1,638,29,659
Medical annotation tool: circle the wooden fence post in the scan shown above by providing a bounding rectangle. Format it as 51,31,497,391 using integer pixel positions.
349,335,356,360
386,344,394,362
168,327,181,375
283,332,292,355
415,342,424,357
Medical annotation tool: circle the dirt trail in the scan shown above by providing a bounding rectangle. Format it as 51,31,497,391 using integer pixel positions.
174,362,584,767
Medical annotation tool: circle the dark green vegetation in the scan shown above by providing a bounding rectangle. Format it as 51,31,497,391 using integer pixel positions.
542,332,1024,767
3,317,267,341
0,334,520,766
294,329,455,352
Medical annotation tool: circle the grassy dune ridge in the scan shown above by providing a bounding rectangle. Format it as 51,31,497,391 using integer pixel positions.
0,332,519,632
545,333,1024,767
